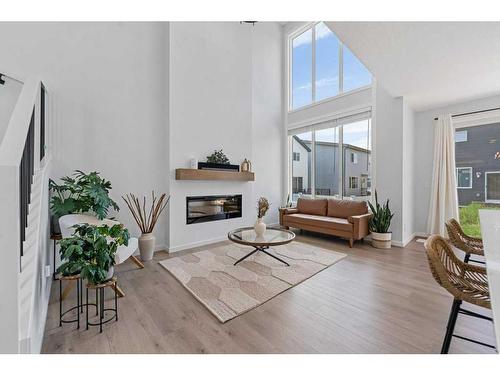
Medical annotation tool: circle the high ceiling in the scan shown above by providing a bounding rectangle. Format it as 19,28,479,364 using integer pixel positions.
326,22,500,111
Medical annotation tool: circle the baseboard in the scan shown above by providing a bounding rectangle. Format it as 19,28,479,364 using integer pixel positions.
133,242,167,256
167,236,228,253
167,223,281,253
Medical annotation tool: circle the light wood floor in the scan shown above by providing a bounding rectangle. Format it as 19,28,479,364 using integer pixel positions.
41,232,497,354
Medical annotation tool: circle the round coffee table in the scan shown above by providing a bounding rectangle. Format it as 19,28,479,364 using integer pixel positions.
228,227,296,266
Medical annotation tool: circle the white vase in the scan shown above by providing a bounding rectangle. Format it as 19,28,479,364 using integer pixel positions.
105,266,115,281
254,218,266,237
138,233,156,261
371,232,392,249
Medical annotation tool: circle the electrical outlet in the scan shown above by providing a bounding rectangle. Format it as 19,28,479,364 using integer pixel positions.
44,265,51,278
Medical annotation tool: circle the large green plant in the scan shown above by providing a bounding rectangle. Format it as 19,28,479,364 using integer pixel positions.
367,191,394,233
49,170,119,220
58,223,130,284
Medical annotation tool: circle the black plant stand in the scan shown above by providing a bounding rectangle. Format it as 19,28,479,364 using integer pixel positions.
86,277,118,334
59,274,83,329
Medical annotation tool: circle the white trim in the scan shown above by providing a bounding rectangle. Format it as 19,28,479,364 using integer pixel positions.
485,171,500,204
288,85,372,115
456,166,473,189
453,109,500,129
288,102,372,131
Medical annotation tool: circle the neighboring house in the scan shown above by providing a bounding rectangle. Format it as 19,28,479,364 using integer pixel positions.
292,136,371,198
455,122,500,205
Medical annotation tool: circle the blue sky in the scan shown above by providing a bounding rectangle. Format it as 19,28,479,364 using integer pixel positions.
292,22,372,109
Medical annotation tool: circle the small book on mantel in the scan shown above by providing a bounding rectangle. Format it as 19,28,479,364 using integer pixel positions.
198,162,240,172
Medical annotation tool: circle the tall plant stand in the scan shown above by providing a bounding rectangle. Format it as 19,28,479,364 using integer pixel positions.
59,274,84,329
86,277,118,333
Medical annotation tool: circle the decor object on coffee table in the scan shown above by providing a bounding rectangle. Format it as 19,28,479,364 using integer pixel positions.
122,192,170,261
254,197,269,236
368,191,394,249
228,227,294,266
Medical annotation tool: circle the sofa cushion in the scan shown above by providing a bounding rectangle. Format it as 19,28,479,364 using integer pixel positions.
297,198,328,216
284,213,353,232
327,199,368,219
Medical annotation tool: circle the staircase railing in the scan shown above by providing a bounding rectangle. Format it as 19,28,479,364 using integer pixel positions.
0,77,49,353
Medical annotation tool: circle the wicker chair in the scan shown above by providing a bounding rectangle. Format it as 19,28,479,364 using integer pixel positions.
425,235,494,353
445,218,484,264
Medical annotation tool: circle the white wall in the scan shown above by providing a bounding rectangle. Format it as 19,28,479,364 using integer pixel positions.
0,22,170,248
168,22,283,252
373,82,404,243
0,76,22,145
414,93,500,234
402,100,416,243
251,22,283,225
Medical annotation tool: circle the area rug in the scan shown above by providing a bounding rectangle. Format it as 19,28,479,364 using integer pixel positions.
159,242,347,323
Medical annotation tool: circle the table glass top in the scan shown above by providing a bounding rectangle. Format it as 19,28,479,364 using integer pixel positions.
228,227,295,245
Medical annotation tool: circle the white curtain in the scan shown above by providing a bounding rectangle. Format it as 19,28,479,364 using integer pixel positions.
427,114,459,236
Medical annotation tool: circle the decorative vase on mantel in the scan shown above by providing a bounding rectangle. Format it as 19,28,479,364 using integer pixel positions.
254,218,266,237
138,233,156,261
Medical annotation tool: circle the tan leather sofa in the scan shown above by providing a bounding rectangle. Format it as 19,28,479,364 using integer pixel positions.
279,198,372,247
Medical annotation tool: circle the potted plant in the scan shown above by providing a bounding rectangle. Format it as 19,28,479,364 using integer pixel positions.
58,223,130,284
122,192,170,261
198,149,239,171
255,197,270,237
368,191,394,249
49,170,120,234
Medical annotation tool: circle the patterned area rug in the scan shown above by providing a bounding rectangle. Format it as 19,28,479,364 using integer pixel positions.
159,241,347,323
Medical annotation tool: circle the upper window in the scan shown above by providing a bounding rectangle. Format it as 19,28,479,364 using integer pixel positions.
455,130,468,143
290,22,372,111
293,152,301,161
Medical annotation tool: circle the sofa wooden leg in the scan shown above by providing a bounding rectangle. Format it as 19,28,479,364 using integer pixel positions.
349,239,354,248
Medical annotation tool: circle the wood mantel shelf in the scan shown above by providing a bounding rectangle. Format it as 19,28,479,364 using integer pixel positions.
175,168,255,181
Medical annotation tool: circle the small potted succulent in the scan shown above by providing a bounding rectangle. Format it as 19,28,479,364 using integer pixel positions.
255,197,270,237
368,191,394,249
58,223,130,283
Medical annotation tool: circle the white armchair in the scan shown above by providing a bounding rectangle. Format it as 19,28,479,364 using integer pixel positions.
59,214,144,297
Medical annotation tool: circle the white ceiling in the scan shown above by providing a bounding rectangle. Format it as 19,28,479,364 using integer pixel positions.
326,22,500,111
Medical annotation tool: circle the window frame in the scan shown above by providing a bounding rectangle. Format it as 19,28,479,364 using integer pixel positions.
288,22,372,112
288,117,372,203
456,167,473,189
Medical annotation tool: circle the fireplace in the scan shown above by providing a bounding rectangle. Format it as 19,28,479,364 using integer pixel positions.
186,195,242,224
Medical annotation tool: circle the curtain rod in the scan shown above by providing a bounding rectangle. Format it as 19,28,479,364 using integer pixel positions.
434,107,500,121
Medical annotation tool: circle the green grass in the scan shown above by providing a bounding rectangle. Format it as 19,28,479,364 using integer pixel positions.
459,202,500,238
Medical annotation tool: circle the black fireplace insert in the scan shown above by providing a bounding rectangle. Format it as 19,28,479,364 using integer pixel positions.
186,195,242,224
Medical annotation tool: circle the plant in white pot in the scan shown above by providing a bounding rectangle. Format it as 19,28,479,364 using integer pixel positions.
122,192,170,261
58,223,130,284
368,191,394,249
255,197,270,237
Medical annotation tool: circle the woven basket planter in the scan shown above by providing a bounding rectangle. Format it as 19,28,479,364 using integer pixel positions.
371,232,392,249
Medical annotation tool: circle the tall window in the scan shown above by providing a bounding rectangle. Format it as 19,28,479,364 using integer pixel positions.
290,22,372,111
454,122,500,238
289,117,372,202
291,132,312,200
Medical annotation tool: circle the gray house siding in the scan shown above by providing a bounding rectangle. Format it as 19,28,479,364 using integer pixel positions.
295,140,370,197
456,122,500,205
